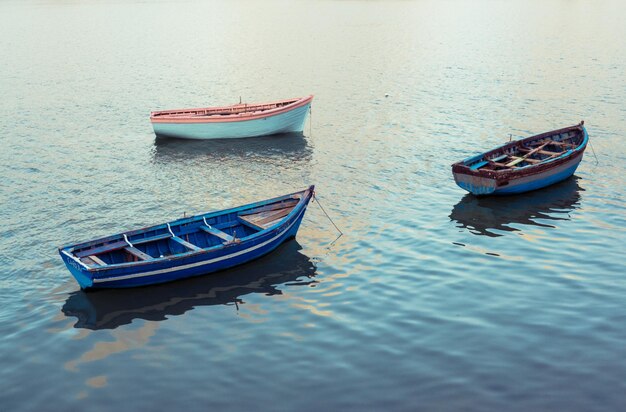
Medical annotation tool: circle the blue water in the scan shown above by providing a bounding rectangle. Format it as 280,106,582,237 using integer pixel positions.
1,0,625,410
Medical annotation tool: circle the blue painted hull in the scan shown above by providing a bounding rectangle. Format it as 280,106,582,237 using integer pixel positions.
59,187,313,289
455,152,584,195
491,157,582,194
152,102,311,140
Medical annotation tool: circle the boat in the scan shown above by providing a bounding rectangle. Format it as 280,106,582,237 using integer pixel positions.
150,95,313,139
451,122,588,195
59,186,315,289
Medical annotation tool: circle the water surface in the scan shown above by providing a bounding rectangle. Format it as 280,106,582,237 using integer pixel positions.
1,0,625,410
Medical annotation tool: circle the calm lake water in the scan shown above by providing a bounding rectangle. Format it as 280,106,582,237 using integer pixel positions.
1,0,625,410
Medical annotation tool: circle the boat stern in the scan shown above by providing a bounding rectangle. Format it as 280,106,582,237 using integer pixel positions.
452,167,497,196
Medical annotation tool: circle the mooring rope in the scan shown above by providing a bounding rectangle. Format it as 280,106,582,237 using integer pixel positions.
589,140,599,165
309,106,312,137
313,193,343,236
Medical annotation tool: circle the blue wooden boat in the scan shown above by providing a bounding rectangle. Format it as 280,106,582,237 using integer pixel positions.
59,186,314,289
451,122,588,195
150,95,313,140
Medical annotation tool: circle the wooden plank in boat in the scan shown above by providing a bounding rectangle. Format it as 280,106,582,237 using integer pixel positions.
88,255,107,266
251,207,292,226
551,141,577,148
213,221,236,230
470,160,489,170
508,156,541,165
238,216,265,231
244,207,287,223
239,199,299,216
75,240,127,258
489,160,518,168
124,246,153,261
518,146,563,154
506,142,550,167
528,139,575,148
506,157,527,167
198,225,232,241
198,225,233,242
261,217,287,228
245,206,294,223
171,236,202,251
537,149,564,156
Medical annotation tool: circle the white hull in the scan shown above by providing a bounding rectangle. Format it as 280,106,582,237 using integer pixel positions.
152,103,311,140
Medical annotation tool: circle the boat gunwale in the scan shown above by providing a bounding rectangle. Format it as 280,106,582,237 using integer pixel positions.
451,123,588,179
150,95,314,124
59,186,314,272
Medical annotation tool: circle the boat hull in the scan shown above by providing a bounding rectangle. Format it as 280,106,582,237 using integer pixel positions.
453,151,584,195
152,100,311,140
59,187,313,289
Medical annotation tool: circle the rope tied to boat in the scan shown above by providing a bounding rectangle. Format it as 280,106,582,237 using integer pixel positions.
313,192,343,236
589,140,599,165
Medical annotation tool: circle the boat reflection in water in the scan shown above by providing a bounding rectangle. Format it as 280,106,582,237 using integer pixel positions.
152,132,312,164
449,176,583,237
62,242,316,330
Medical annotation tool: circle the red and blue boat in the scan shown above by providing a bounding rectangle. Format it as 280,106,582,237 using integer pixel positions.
452,122,588,195
59,186,314,289
150,95,313,139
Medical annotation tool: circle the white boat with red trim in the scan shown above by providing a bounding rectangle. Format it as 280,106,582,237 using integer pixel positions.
150,95,313,140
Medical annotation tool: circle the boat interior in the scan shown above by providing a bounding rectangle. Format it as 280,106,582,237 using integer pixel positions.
71,195,302,267
152,98,300,118
469,129,583,171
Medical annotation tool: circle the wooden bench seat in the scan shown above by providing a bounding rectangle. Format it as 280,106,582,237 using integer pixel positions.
489,160,518,168
252,208,292,226
125,246,153,261
171,235,202,251
519,147,564,157
198,225,234,242
506,142,550,167
551,141,577,148
528,140,576,148
239,199,299,216
238,216,265,231
238,207,294,230
87,255,107,266
537,149,564,156
508,156,541,165
262,216,290,228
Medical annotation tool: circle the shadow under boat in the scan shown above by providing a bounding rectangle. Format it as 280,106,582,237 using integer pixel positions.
449,176,583,237
152,132,312,164
62,241,317,330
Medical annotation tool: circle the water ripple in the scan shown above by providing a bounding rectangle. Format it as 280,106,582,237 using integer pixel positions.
1,0,626,410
